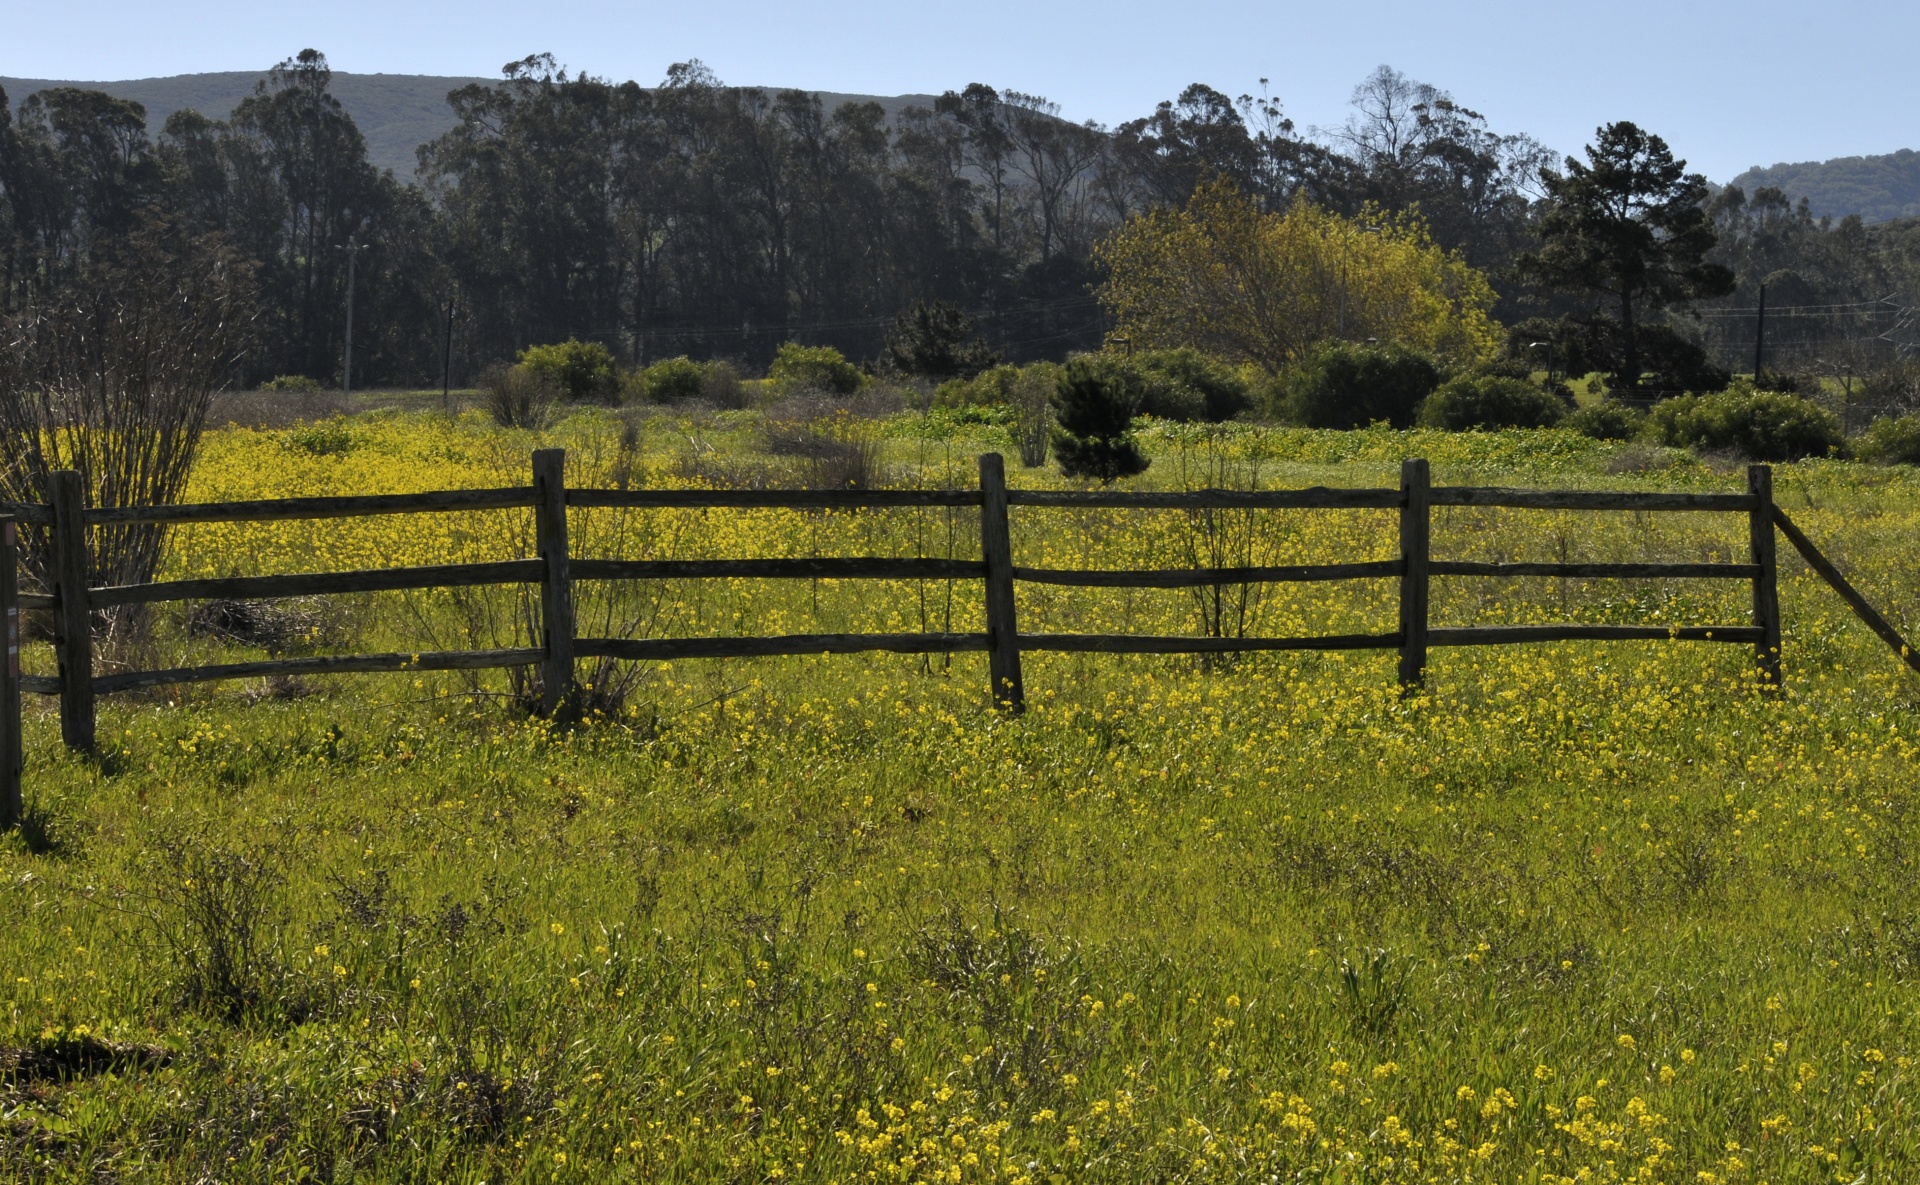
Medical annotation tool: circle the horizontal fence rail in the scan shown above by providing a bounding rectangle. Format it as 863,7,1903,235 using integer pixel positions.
0,448,1914,827
86,487,539,525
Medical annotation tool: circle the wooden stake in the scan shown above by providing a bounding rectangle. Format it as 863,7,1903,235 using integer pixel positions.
533,449,576,717
0,521,20,829
1397,458,1431,687
50,471,93,752
978,453,1025,712
1748,464,1782,685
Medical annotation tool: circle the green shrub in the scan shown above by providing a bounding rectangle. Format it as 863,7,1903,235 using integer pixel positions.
934,365,1021,408
1857,414,1920,465
282,417,356,457
1563,401,1645,441
1051,356,1148,482
1132,348,1250,421
1417,375,1565,430
260,374,324,394
518,339,620,403
768,343,866,396
637,356,709,404
1283,343,1440,429
1644,382,1843,461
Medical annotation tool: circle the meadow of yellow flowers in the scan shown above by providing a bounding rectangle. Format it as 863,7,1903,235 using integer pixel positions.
1,405,1918,1182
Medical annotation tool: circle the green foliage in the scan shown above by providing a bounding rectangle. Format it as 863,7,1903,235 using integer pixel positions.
9,414,1920,1178
1283,342,1441,429
933,365,1023,409
260,374,324,394
636,356,709,404
1857,414,1920,465
1050,356,1149,482
1417,375,1566,431
883,300,998,379
517,339,620,404
1564,401,1646,441
1131,348,1251,421
1645,383,1844,461
768,343,866,396
938,354,1243,426
282,417,357,457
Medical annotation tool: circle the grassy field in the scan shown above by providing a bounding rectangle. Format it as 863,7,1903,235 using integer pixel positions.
4,406,1920,1182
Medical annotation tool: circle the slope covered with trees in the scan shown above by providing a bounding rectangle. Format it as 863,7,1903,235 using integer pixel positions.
2,50,1916,401
1729,149,1920,224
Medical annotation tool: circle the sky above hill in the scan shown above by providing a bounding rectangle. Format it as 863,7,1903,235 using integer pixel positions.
5,0,1910,181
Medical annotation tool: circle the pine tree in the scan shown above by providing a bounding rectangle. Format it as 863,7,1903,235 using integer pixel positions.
1050,356,1149,482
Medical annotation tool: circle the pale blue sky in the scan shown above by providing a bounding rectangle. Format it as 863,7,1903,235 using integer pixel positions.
3,0,1910,180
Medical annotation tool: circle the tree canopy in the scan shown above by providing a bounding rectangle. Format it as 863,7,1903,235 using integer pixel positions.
1095,181,1501,372
1519,122,1734,390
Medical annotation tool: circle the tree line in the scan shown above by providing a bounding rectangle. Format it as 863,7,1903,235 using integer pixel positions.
0,49,1915,391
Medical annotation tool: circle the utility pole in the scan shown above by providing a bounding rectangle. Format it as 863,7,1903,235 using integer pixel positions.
441,292,456,412
340,238,364,399
1752,282,1767,381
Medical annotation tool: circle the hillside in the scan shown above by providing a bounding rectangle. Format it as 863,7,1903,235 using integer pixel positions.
0,71,938,179
1729,148,1920,223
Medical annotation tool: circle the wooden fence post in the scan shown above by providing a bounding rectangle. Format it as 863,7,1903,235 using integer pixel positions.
0,521,19,829
50,470,93,752
533,449,576,717
1398,458,1431,688
978,453,1025,712
1748,464,1782,685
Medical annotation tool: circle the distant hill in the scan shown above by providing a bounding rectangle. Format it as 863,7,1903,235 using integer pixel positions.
1728,149,1920,224
0,71,940,180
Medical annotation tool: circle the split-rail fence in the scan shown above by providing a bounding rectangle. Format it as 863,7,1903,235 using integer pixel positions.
0,449,1914,827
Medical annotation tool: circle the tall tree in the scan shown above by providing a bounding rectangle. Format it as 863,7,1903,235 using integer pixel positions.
1519,122,1733,390
1339,66,1551,273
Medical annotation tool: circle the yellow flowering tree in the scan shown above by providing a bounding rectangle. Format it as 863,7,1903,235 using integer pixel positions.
1094,181,1503,372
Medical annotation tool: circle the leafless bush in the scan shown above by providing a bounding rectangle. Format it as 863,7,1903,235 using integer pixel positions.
481,363,558,430
764,419,882,489
139,833,292,1022
1853,360,1920,424
1010,367,1053,467
0,225,256,600
207,387,352,428
187,596,338,652
763,386,907,422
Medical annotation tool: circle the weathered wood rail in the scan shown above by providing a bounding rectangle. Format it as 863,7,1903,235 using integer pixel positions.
0,450,1913,828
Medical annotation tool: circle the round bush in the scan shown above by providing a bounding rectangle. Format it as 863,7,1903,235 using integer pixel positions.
1132,348,1250,421
518,339,620,403
1417,375,1565,430
1564,401,1644,441
933,365,1020,408
768,343,866,395
1857,414,1920,465
638,356,708,404
1644,385,1843,461
1283,343,1440,429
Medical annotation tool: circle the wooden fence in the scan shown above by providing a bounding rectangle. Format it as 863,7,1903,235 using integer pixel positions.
0,448,1915,828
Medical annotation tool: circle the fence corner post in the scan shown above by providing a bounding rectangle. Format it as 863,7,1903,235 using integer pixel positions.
1748,463,1782,687
977,452,1025,713
533,448,577,718
49,470,93,753
1398,457,1431,689
0,520,20,829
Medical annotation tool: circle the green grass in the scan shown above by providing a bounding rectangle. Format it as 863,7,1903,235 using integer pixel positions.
3,412,1920,1182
